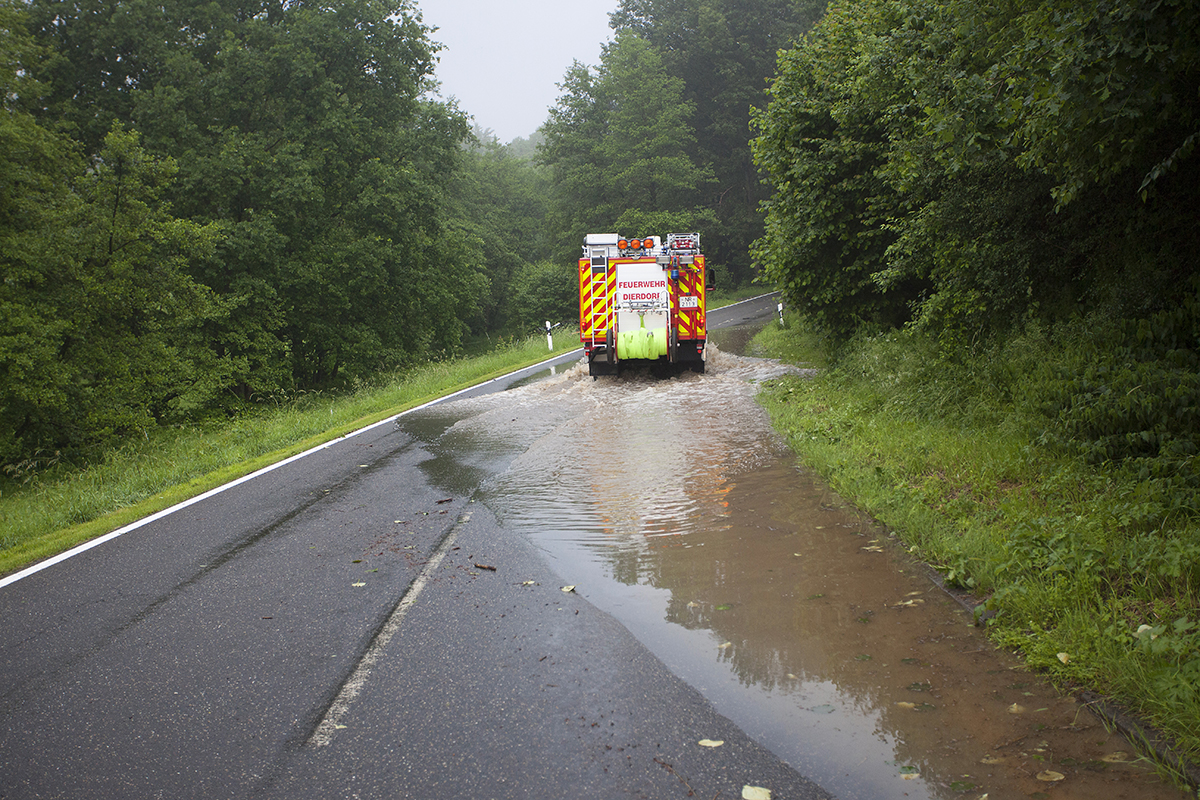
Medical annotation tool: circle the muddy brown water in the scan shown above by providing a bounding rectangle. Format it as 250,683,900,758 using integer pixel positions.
400,328,1189,800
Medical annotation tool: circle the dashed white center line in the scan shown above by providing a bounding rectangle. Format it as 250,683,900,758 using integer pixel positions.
307,514,469,747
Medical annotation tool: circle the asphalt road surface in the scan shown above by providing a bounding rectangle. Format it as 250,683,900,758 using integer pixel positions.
0,296,833,799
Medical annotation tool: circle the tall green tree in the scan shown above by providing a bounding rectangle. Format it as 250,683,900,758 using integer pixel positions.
3,2,215,461
540,32,714,262
611,0,827,283
27,0,482,391
750,0,911,334
450,132,552,335
752,0,1200,339
0,123,224,462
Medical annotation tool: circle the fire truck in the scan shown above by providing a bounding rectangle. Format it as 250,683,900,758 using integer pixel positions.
578,232,712,378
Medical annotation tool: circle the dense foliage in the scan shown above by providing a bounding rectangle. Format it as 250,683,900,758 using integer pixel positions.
538,32,716,265
609,0,827,283
2,0,824,468
0,0,512,465
751,0,1200,611
539,0,826,281
751,0,1200,337
751,0,1200,763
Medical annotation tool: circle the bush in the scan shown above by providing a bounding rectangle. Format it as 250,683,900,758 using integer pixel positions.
511,259,577,334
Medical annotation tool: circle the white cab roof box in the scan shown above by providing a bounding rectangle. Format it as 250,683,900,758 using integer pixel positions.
585,233,620,246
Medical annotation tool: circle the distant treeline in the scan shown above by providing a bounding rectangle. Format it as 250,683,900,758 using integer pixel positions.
15,0,1192,473
0,0,825,468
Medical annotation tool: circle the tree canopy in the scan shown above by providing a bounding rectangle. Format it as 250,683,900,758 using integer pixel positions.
1,0,490,463
751,0,1200,338
9,0,1195,475
539,32,717,264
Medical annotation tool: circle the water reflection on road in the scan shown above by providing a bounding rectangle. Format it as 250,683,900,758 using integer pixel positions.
399,331,1186,800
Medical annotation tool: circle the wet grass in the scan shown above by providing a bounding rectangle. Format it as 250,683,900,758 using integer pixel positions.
0,332,582,577
753,317,1200,788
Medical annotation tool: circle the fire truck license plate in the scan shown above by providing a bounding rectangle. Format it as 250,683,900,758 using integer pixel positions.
679,295,699,308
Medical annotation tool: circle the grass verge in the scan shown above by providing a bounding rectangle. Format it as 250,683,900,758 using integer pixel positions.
0,332,582,577
751,316,1200,790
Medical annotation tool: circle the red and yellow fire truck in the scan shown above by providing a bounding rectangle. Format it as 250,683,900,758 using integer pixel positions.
578,232,712,378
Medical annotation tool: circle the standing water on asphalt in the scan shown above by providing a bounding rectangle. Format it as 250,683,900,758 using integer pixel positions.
398,331,1188,800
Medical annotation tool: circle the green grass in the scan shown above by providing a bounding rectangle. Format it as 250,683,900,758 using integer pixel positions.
753,316,1200,788
0,331,582,576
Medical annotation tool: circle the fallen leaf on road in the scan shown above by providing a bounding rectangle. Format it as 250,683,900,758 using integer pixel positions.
561,585,576,593
742,786,771,800
522,580,536,586
717,641,733,649
474,563,496,571
352,582,366,587
1100,752,1131,763
980,755,1005,765
1037,771,1065,782
436,498,453,504
1007,703,1025,714
698,739,724,747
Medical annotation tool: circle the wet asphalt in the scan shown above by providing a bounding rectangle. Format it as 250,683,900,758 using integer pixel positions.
0,296,831,799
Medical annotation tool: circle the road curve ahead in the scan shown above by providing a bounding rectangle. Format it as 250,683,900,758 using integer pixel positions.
0,295,832,799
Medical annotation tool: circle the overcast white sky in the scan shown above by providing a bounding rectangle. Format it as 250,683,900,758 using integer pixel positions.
414,0,618,142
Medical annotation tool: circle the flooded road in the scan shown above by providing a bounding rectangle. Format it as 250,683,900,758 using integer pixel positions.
398,326,1188,800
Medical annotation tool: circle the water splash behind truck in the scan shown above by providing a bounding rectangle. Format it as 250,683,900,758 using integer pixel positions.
578,233,713,378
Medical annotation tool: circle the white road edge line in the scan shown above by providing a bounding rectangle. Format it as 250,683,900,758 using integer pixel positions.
0,351,580,591
307,517,465,747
